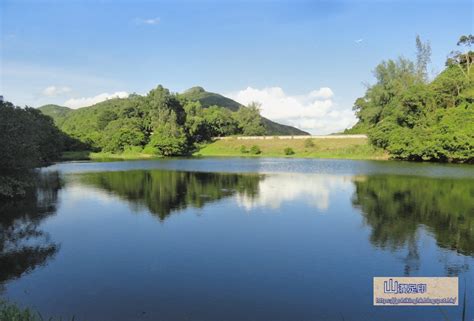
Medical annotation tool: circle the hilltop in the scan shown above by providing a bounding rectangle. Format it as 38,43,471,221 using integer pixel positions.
180,86,242,111
179,87,308,136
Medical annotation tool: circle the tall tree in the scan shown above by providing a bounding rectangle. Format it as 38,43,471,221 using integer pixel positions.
415,35,431,82
234,102,266,136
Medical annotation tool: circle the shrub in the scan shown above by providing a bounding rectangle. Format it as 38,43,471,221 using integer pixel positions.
304,138,315,148
240,145,248,154
249,145,261,155
284,147,295,155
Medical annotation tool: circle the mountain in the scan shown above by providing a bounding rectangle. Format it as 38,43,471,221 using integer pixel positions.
38,104,73,126
39,86,309,136
180,87,241,111
180,86,309,135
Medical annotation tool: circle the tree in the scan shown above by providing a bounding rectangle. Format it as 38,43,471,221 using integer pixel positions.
0,101,64,169
447,34,474,78
350,35,474,163
203,106,239,137
234,102,266,136
183,100,212,142
146,85,186,126
145,110,189,156
97,110,118,130
415,35,431,82
101,118,146,153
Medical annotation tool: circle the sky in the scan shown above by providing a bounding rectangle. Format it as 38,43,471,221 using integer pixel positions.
1,0,472,134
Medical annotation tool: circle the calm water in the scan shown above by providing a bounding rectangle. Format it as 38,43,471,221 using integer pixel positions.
1,158,473,321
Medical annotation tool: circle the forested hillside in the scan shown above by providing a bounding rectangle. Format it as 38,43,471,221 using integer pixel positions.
39,85,307,156
180,87,307,135
346,35,474,163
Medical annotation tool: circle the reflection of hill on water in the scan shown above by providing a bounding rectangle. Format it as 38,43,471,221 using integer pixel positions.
0,171,62,290
352,175,474,257
77,170,263,220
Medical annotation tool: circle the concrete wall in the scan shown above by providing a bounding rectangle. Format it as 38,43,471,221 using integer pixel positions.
213,134,367,140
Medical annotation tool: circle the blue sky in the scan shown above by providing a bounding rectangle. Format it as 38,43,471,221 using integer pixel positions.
1,0,472,133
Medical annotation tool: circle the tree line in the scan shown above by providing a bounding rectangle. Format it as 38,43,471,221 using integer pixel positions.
46,86,267,156
347,35,474,163
0,87,268,168
0,101,87,169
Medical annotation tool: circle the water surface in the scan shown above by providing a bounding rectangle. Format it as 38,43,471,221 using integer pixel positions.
1,158,473,321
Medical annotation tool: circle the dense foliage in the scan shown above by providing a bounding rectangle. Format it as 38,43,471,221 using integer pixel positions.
0,101,72,169
347,35,474,162
39,85,289,157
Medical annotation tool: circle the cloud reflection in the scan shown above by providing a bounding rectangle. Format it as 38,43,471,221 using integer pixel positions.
236,173,352,211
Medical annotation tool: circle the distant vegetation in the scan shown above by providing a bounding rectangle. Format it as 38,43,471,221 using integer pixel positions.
346,35,474,163
37,86,307,158
2,35,472,165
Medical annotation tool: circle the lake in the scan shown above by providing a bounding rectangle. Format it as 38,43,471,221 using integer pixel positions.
1,158,473,321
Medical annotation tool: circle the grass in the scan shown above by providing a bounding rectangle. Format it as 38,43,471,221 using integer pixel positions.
60,137,388,162
61,150,158,161
194,137,388,160
61,151,91,161
0,300,74,321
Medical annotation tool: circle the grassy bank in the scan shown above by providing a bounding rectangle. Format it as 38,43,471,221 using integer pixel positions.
61,150,158,161
194,137,388,160
61,137,387,161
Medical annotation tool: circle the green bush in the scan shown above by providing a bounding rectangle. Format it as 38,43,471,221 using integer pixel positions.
240,145,248,154
304,138,315,148
284,147,295,155
249,145,261,155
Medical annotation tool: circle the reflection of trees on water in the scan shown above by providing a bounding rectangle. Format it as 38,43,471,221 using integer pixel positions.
352,175,474,275
79,170,263,220
0,171,62,292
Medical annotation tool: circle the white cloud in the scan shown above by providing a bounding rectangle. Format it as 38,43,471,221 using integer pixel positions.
227,86,357,135
64,91,129,109
42,85,71,97
136,17,160,25
309,87,334,99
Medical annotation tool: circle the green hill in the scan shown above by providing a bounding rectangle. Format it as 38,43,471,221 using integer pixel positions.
37,85,308,156
38,104,73,126
179,86,308,135
39,86,308,137
180,86,241,111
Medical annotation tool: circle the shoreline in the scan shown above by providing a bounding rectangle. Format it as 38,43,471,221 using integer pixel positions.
61,136,389,162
